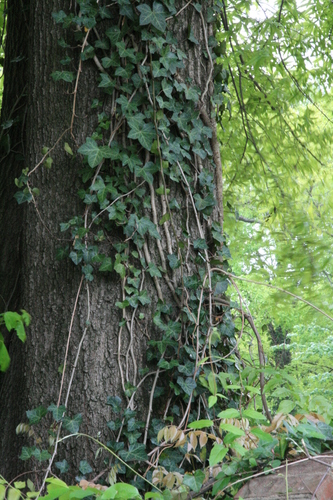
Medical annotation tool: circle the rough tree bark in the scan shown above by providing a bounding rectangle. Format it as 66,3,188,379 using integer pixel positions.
0,0,222,483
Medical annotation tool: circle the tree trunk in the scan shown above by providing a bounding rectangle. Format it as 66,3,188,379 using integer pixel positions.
0,0,226,485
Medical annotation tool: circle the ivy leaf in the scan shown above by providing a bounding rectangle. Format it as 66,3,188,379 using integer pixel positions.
79,460,92,475
101,54,120,68
48,403,66,422
147,262,162,278
137,3,166,32
183,470,205,492
114,262,126,279
137,217,161,240
116,95,138,115
99,257,113,272
69,251,82,266
177,376,196,396
122,153,142,170
159,212,170,225
14,190,32,204
193,238,208,250
138,290,151,305
115,42,136,60
62,413,82,434
78,137,103,168
128,115,156,151
32,448,52,462
161,78,173,98
106,395,122,413
193,193,216,211
134,161,159,184
52,10,67,24
19,447,34,461
98,73,115,90
167,254,180,269
26,406,47,425
188,27,199,45
214,279,228,295
115,64,134,79
51,71,74,83
118,443,148,462
185,85,200,102
55,459,69,474
119,4,135,21
106,26,122,46
100,144,120,160
84,194,97,205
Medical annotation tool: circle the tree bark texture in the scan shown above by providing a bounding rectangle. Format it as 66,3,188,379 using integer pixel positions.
0,0,218,483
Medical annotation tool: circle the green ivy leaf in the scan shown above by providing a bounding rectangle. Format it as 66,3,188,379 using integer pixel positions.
105,26,122,46
193,238,208,250
99,257,113,272
100,144,120,160
118,443,148,462
114,262,126,279
106,395,122,413
79,460,93,475
55,459,69,474
115,63,134,79
62,413,82,434
48,403,66,422
52,10,67,24
177,376,196,396
115,42,136,60
147,262,162,278
161,78,173,98
101,54,120,68
128,115,156,151
167,254,180,269
138,290,151,305
14,190,32,204
78,137,103,168
69,251,82,266
134,161,159,184
32,448,52,462
137,3,166,32
137,217,161,240
183,470,205,492
26,406,47,425
159,212,170,225
188,27,199,45
98,73,115,90
19,447,34,461
51,71,74,83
